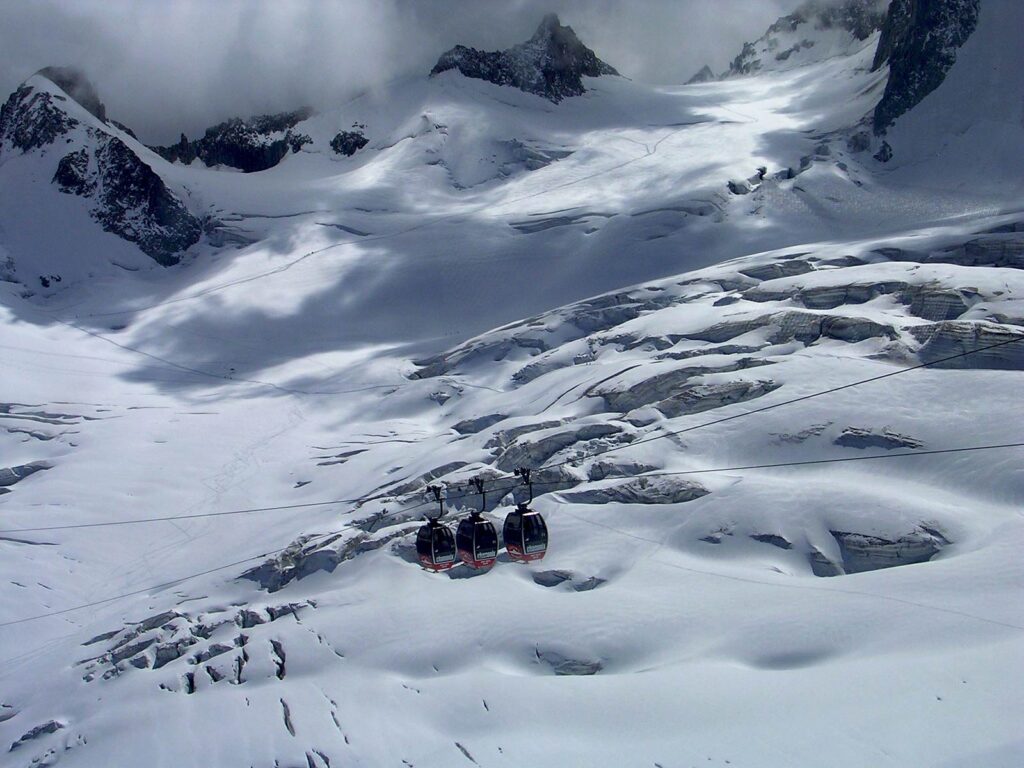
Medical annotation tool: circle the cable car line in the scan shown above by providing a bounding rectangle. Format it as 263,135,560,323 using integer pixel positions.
0,498,366,534
410,441,1024,509
552,508,1024,632
0,528,342,630
3,441,1021,536
1,440,1019,630
1,339,1019,626
538,334,1024,472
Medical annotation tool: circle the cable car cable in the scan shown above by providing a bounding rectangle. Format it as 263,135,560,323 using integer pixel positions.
1,440,1019,630
2,338,1020,620
4,335,1018,534
0,498,368,534
539,335,1024,472
419,440,1024,508
0,528,342,630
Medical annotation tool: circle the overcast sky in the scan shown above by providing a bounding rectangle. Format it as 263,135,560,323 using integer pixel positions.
0,0,795,144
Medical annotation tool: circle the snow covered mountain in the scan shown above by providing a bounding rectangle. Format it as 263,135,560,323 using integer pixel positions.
0,69,204,269
1,2,1023,766
721,0,889,78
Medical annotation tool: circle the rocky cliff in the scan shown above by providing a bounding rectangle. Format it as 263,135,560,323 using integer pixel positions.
151,109,313,173
0,70,202,266
431,13,618,102
724,0,887,77
871,0,980,133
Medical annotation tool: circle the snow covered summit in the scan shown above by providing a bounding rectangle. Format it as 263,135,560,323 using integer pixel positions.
723,0,889,77
0,70,202,268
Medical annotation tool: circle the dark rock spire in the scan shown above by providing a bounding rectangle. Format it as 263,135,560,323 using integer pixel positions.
431,14,619,102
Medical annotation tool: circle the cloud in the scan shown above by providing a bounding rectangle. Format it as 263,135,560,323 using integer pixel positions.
0,0,793,144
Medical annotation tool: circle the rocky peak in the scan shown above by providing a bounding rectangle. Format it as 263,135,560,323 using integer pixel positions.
37,66,107,122
0,81,80,157
686,65,716,85
0,69,202,267
430,13,619,102
150,108,313,173
871,0,980,134
724,0,887,78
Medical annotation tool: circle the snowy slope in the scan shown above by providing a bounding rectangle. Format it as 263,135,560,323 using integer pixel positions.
1,5,1023,768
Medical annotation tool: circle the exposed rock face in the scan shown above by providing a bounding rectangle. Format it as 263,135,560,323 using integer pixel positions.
537,650,602,675
55,135,203,264
686,64,716,84
561,476,709,505
430,13,618,102
725,0,887,77
330,129,368,156
0,461,51,487
833,426,923,450
0,84,79,155
494,423,623,472
9,720,64,751
812,527,949,575
152,108,313,172
0,73,203,265
872,0,980,133
910,322,1024,369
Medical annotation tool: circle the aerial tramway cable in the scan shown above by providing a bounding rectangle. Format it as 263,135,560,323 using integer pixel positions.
1,335,1021,624
0,441,1021,630
3,335,1020,535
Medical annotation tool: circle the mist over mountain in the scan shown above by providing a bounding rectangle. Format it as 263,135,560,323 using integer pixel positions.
0,0,789,143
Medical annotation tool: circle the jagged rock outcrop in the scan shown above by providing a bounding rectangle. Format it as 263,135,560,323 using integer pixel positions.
833,426,923,450
330,128,368,156
0,461,50,487
152,108,313,172
430,13,618,102
686,65,716,84
725,0,887,77
910,321,1024,369
0,71,203,265
561,475,709,505
494,423,623,472
9,720,64,752
56,136,203,264
812,526,949,575
871,0,980,133
0,83,79,155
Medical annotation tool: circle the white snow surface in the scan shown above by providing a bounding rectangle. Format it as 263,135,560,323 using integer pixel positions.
1,9,1023,768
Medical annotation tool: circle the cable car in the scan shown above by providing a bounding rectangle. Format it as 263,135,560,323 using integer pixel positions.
503,468,548,563
416,518,457,571
457,478,499,569
416,485,456,572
